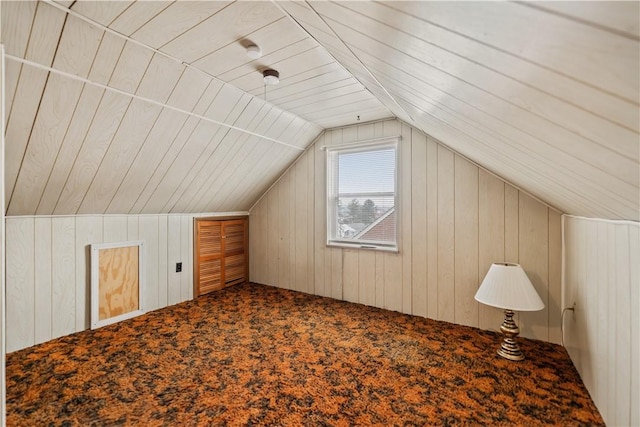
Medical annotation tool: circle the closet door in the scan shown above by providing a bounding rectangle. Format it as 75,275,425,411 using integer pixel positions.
221,219,248,288
194,218,248,297
195,220,223,296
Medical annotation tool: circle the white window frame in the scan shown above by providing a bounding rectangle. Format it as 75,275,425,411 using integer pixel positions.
325,136,400,252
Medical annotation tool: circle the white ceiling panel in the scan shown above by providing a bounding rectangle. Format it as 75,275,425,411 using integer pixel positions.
131,1,232,48
70,1,135,27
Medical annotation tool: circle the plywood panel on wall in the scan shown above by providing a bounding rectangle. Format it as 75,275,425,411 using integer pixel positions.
98,246,140,321
249,119,562,343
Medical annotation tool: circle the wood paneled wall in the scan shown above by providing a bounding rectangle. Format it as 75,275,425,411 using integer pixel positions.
4,212,241,353
564,216,639,426
250,119,562,343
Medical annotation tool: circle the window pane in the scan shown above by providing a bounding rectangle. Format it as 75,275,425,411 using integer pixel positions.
338,149,395,194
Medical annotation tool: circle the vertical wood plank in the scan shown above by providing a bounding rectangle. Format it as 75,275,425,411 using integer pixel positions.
614,224,631,426
307,147,315,294
375,252,385,308
426,138,438,319
188,216,194,300
358,251,375,306
606,222,617,424
139,216,160,311
278,177,290,290
34,217,52,344
629,224,639,427
595,221,610,422
411,129,427,317
267,189,279,286
548,210,562,344
314,135,326,297
401,124,412,314
518,194,549,340
167,215,181,305
289,162,297,291
454,155,479,327
249,205,257,282
158,215,168,307
103,216,127,242
343,249,359,303
331,248,343,300
295,157,309,293
504,185,519,263
5,218,35,352
437,145,455,323
75,216,103,331
249,202,262,283
575,219,587,376
584,220,597,393
478,170,505,332
180,215,191,302
51,217,75,340
127,216,139,240
383,253,402,312
257,201,268,284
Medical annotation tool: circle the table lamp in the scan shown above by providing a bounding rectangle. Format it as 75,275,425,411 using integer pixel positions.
474,263,544,361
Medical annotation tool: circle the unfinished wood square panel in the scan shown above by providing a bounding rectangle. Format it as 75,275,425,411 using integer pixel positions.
98,246,139,320
91,241,145,329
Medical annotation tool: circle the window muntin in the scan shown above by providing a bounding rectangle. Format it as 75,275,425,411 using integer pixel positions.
327,139,398,251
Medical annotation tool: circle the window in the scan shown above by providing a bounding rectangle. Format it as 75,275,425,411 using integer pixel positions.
326,137,398,251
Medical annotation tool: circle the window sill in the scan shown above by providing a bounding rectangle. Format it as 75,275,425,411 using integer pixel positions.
326,242,399,253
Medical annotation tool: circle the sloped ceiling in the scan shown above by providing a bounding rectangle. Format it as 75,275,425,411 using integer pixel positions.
2,1,639,220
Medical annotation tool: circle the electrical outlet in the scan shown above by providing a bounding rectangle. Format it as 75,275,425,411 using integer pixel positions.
176,262,182,273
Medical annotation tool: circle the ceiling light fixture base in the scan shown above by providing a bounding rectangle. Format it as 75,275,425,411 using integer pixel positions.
263,69,280,85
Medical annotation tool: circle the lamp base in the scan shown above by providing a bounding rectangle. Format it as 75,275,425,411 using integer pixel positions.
497,310,524,361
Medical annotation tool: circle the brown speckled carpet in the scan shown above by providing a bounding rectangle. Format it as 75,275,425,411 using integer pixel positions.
7,283,602,426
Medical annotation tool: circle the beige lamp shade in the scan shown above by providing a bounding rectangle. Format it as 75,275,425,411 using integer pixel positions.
475,263,544,312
